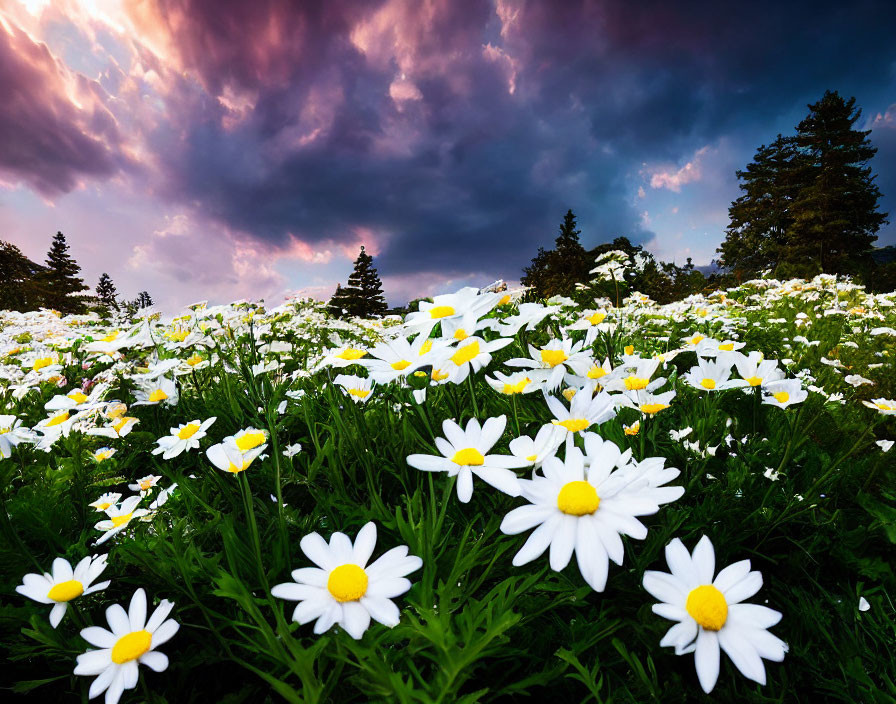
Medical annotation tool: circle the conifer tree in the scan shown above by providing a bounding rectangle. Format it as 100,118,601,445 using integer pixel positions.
0,240,44,311
96,273,119,314
136,291,153,309
332,246,388,318
521,210,589,297
41,231,89,314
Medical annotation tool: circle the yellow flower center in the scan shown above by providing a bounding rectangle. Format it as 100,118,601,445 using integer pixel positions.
623,345,634,355
773,391,790,404
562,388,577,402
689,335,705,346
348,388,371,399
327,564,369,602
686,585,728,631
624,422,641,436
498,294,511,305
46,411,70,427
33,357,54,371
112,417,136,433
111,630,152,664
47,579,84,602
718,343,734,351
102,331,119,343
429,305,455,319
107,403,127,419
111,512,134,527
624,376,649,390
745,376,762,386
186,353,204,366
640,403,669,414
587,312,606,325
587,365,607,379
540,349,568,367
139,479,153,491
391,360,411,371
553,418,590,433
502,378,531,395
700,378,716,390
94,501,113,510
876,401,895,411
235,431,266,452
451,447,485,466
419,339,433,355
431,369,450,381
451,340,480,366
167,330,189,342
526,453,538,462
177,422,201,440
557,481,600,516
148,389,168,402
453,329,469,341
336,348,367,360
68,391,88,403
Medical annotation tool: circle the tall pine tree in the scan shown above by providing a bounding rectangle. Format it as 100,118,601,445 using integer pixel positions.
521,210,589,297
96,273,119,314
329,246,388,318
786,90,887,276
0,240,44,312
41,231,88,314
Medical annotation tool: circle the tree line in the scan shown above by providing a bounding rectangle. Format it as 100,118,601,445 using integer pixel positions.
0,232,152,316
520,90,893,301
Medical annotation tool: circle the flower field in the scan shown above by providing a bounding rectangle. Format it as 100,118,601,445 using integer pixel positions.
1,275,895,703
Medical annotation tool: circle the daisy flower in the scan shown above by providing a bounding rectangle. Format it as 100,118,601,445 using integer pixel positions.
404,287,500,336
132,377,178,407
862,398,896,415
604,356,666,394
484,371,541,396
92,447,117,463
74,588,179,704
508,425,565,469
406,416,528,503
682,357,746,392
151,417,217,459
334,374,375,403
544,384,616,440
494,302,562,336
643,536,787,693
225,427,270,454
616,389,676,417
206,440,266,474
319,343,369,369
696,338,746,357
0,415,34,458
128,475,162,495
362,335,434,385
762,379,808,409
44,384,108,412
16,555,110,627
506,338,593,391
271,522,422,639
501,441,683,591
95,496,150,545
733,351,784,388
89,492,122,512
438,335,513,383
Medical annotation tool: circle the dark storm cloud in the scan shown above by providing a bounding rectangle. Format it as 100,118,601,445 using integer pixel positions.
0,21,125,196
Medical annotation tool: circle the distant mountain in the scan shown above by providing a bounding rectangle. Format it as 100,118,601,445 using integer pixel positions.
871,245,896,265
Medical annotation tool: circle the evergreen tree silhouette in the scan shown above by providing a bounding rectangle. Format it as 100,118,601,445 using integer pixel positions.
41,231,88,313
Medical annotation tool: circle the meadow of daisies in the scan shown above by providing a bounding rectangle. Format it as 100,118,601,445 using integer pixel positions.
1,274,895,703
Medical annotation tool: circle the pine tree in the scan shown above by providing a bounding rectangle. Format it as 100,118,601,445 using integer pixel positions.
718,135,802,276
785,90,888,276
335,246,388,318
521,210,590,297
136,291,153,309
40,231,88,313
95,273,119,314
0,240,44,311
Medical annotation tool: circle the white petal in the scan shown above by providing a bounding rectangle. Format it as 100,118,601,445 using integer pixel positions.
500,505,553,535
341,601,371,639
81,626,117,648
472,467,521,497
352,523,377,567
712,559,751,593
292,597,330,625
272,583,325,602
512,514,561,566
727,603,782,630
105,604,130,635
74,648,112,675
575,520,609,591
718,627,767,684
366,577,412,599
664,538,695,585
694,628,720,694
104,668,125,704
361,595,401,627
145,600,175,633
643,571,689,606
301,532,336,570
456,467,474,503
139,651,169,672
660,620,698,654
739,627,788,662
691,536,715,584
313,602,341,634
652,603,688,621
722,572,763,604
149,619,179,648
52,557,74,583
121,660,139,690
50,602,67,628
290,567,328,587
86,665,115,698
549,515,577,571
128,589,147,631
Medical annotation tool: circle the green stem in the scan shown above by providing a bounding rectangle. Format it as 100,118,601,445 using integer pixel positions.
466,374,480,418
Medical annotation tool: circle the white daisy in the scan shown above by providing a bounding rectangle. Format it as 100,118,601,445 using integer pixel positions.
333,374,375,403
682,357,746,392
484,371,541,396
271,522,422,639
132,376,178,407
643,536,787,693
437,335,513,383
0,414,34,458
151,417,217,459
762,379,808,408
505,338,593,391
89,492,122,512
543,384,616,440
508,424,566,469
16,555,110,628
206,440,266,474
74,588,179,704
406,415,527,503
501,441,683,591
732,351,784,388
95,496,151,545
128,475,162,496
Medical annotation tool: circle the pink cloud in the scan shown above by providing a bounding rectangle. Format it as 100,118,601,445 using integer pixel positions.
646,145,711,192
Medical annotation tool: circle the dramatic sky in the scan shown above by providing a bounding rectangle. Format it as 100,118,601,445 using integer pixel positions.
2,0,896,310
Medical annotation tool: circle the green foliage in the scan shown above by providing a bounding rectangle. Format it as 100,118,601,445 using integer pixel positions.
329,246,388,318
0,240,46,312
